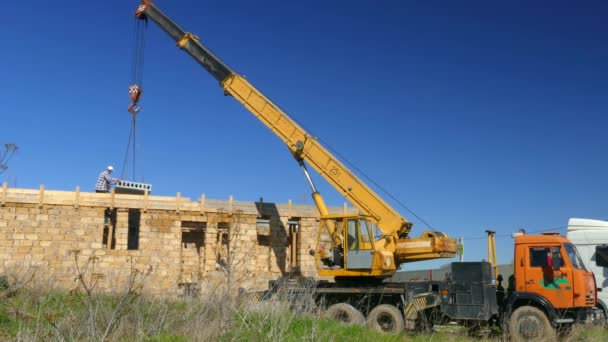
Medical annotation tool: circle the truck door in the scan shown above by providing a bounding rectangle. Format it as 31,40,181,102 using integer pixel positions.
345,218,374,269
525,246,574,308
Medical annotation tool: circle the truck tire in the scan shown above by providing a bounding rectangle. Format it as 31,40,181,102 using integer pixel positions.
366,304,404,334
509,306,555,341
324,303,365,325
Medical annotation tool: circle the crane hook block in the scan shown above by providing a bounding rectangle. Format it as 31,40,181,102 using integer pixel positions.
129,84,143,103
128,84,143,114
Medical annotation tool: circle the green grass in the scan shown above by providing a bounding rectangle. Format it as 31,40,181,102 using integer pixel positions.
223,312,405,342
2,288,608,341
0,304,20,338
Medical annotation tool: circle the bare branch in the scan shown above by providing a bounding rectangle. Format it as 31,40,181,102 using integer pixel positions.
0,143,18,175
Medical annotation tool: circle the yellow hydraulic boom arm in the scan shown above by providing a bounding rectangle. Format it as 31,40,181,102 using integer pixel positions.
134,0,457,275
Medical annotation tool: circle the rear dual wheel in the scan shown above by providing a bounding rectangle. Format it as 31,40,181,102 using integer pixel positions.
366,304,404,334
324,303,365,325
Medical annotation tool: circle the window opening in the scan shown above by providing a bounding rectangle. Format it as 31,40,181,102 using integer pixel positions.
347,219,358,251
288,218,300,272
217,222,230,267
596,245,608,267
530,247,550,267
564,243,586,270
180,221,206,253
102,208,117,249
551,246,565,268
127,209,140,250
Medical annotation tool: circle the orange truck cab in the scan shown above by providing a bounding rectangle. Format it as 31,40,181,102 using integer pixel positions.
505,232,599,338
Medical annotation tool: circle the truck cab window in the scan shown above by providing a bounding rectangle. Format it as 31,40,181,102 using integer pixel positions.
530,248,550,267
551,246,565,268
596,245,608,267
564,243,586,270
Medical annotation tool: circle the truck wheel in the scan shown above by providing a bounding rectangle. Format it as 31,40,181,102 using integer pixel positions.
367,304,404,334
509,306,555,341
324,303,365,325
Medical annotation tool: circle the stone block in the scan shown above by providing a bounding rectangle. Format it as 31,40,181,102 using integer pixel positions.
36,214,49,221
31,247,44,254
19,240,34,247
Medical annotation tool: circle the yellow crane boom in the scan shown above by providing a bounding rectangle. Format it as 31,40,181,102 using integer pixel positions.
134,0,457,278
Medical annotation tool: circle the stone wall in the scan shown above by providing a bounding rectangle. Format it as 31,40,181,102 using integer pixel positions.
0,186,351,296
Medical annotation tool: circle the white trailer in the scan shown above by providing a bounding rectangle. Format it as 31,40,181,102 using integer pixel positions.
567,218,608,317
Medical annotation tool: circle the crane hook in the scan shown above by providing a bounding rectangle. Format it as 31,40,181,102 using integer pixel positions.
128,103,141,114
128,84,143,114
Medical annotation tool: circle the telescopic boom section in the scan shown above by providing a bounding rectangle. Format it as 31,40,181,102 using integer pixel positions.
136,2,232,82
135,1,457,263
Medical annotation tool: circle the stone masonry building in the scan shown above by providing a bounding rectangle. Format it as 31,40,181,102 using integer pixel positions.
0,185,349,296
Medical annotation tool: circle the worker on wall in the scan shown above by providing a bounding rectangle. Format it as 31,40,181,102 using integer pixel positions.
95,166,121,193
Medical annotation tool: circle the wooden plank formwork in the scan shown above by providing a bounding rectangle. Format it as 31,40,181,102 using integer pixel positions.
0,185,357,218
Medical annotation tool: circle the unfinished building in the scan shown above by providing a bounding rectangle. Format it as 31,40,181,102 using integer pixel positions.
0,184,350,296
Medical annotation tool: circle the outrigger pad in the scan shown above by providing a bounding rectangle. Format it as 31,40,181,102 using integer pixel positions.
115,181,152,195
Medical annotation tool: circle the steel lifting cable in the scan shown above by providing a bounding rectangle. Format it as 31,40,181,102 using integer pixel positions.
318,135,438,231
129,17,146,114
122,16,147,181
121,115,136,180
303,123,438,230
270,99,439,231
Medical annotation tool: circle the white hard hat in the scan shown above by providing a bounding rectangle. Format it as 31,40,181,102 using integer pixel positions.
107,166,114,171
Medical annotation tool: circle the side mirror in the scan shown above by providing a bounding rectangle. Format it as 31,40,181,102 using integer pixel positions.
552,257,560,271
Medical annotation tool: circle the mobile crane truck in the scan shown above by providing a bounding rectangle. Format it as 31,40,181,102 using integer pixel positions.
132,1,599,338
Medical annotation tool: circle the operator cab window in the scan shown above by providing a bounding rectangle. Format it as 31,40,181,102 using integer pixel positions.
359,219,372,244
373,223,383,241
346,219,374,251
347,219,358,251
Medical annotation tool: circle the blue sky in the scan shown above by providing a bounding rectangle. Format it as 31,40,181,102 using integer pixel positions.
1,0,606,270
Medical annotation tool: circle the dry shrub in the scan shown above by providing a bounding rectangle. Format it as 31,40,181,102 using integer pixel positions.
565,322,608,342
